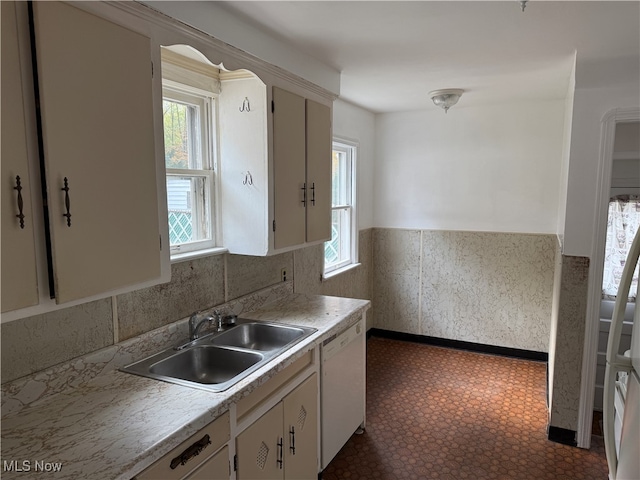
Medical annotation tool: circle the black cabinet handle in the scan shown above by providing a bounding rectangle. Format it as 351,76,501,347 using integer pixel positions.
277,437,283,469
310,182,315,206
289,426,296,455
301,183,307,206
61,177,71,227
14,176,25,229
169,434,211,470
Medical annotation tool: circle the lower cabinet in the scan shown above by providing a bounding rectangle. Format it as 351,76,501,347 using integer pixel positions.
135,412,230,480
133,354,319,480
236,373,318,480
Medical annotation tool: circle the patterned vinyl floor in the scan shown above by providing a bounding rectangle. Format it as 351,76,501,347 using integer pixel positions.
321,337,609,480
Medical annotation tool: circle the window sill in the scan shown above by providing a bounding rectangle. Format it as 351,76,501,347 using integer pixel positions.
170,247,228,264
322,262,361,281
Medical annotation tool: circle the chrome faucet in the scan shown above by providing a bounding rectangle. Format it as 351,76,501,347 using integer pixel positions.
189,310,222,341
188,310,239,341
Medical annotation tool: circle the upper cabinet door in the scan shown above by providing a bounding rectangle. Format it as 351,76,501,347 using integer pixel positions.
32,2,161,303
272,87,306,250
1,1,39,312
305,99,331,244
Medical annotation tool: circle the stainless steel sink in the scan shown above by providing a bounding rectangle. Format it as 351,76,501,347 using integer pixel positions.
121,319,316,392
207,322,310,351
150,346,263,384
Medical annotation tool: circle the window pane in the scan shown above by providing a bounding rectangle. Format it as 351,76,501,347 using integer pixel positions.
602,195,640,300
167,176,210,246
332,150,350,206
325,207,351,269
163,99,202,170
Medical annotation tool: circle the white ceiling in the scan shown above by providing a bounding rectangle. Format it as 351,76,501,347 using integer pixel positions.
218,1,640,113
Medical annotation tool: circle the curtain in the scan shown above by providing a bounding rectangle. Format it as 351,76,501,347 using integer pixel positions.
602,195,640,301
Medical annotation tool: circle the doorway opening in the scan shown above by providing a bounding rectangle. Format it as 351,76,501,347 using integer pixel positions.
593,122,639,413
580,116,639,448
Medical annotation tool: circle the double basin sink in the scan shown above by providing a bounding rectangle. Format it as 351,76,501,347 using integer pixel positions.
122,319,317,392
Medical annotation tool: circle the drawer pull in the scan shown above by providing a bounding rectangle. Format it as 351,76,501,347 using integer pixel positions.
169,434,211,470
14,176,25,229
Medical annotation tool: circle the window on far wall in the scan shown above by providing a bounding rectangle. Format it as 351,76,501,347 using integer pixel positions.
324,139,357,275
162,85,216,256
602,195,640,301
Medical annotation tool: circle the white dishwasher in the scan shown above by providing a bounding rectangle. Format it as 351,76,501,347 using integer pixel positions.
320,319,366,469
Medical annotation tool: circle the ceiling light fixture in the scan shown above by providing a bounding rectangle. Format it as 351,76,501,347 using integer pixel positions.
519,0,528,12
429,89,464,113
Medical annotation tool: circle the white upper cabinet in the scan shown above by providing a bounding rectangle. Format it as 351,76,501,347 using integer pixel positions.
2,0,334,317
272,88,332,251
272,87,307,250
220,84,332,256
32,2,162,304
304,98,332,244
218,71,270,255
1,1,39,312
1,1,168,316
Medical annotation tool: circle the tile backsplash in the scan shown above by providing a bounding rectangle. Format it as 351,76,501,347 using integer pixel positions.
1,230,373,384
116,254,226,341
1,299,114,383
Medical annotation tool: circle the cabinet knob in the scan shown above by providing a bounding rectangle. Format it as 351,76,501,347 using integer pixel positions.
14,176,25,229
61,177,71,227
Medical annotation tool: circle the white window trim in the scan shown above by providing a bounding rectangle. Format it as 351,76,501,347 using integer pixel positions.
323,262,362,281
162,51,221,260
324,137,358,277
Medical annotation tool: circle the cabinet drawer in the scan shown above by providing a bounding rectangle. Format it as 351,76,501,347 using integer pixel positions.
184,446,229,480
135,411,230,480
237,351,313,421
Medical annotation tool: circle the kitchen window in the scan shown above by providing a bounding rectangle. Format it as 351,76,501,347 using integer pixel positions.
324,139,357,276
161,48,219,258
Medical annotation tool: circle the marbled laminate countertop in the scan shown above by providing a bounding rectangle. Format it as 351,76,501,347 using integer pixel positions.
1,293,370,480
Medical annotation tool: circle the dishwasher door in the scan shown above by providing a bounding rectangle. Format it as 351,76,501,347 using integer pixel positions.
321,319,366,469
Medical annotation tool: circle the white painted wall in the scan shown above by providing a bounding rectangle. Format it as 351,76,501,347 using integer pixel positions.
332,99,376,230
562,84,640,257
373,100,566,233
556,54,577,242
143,1,340,96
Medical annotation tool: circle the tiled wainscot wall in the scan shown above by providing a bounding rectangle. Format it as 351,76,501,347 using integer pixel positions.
1,230,374,384
548,254,590,432
372,228,558,353
4,226,587,436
